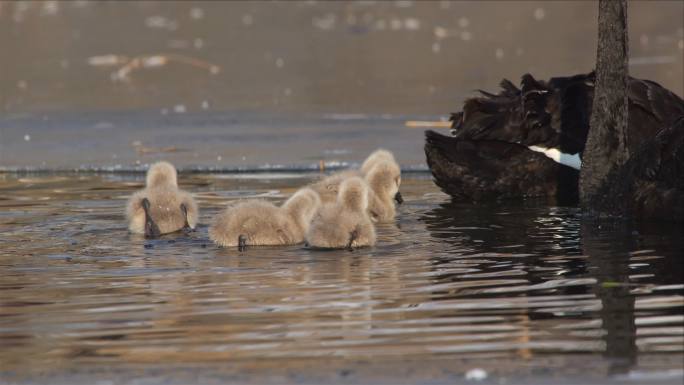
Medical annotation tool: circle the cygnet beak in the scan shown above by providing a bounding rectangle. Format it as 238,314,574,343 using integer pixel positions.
394,191,404,204
180,203,194,233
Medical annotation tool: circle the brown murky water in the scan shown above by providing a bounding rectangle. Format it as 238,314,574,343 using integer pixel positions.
2,1,682,115
1,173,682,385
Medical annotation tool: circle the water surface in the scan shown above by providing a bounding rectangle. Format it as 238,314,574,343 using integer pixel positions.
1,173,682,384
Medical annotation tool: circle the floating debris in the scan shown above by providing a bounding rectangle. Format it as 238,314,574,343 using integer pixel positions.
145,15,178,31
189,7,204,20
534,7,546,21
88,53,221,82
141,55,168,68
405,120,451,128
434,26,467,40
312,13,336,30
601,281,642,288
87,55,129,67
40,1,59,16
323,149,351,155
465,368,488,381
131,141,182,155
404,18,420,31
629,56,677,66
434,26,448,39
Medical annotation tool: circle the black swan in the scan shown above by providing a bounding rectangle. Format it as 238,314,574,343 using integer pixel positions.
425,73,684,204
425,0,684,221
580,0,684,221
588,116,684,221
425,131,580,203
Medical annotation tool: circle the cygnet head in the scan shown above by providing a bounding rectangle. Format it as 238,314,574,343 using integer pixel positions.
146,161,178,188
360,149,397,175
338,177,369,213
282,188,322,230
366,160,402,203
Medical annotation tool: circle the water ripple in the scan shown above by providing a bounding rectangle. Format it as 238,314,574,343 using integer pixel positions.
0,173,682,383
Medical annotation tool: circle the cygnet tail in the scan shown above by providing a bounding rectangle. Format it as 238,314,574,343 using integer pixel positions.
238,234,247,251
142,198,161,239
180,203,194,233
347,228,359,251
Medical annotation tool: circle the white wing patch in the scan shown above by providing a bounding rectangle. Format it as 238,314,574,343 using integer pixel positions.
527,146,582,170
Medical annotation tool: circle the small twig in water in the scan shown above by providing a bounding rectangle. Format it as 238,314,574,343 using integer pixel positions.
404,120,452,128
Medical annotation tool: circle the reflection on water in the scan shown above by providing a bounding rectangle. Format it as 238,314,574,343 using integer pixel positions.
0,174,682,384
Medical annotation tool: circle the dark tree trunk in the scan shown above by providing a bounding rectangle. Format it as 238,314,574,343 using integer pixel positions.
580,0,629,214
